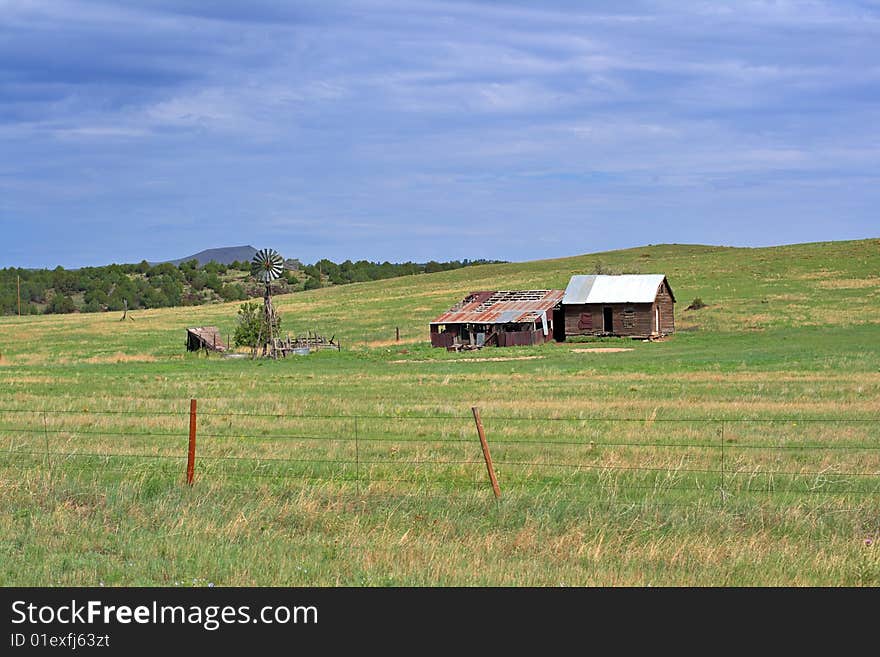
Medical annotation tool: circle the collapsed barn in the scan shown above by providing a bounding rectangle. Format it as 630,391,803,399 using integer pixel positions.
560,274,675,339
430,290,564,349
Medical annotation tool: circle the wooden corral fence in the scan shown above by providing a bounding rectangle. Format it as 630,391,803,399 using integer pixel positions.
272,331,340,356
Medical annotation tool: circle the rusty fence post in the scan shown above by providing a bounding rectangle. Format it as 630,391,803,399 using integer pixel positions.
186,399,197,486
472,407,501,499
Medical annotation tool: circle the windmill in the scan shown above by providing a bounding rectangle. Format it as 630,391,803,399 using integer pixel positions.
251,248,284,357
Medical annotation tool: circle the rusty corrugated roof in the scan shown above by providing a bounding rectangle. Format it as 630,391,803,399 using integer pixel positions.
431,290,563,325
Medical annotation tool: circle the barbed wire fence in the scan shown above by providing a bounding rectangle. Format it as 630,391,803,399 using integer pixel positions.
2,402,879,509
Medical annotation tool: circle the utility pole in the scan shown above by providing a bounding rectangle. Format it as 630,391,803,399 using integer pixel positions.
17,274,21,317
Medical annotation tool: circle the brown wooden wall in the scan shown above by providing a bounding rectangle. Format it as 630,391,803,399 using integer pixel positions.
654,279,675,335
563,278,676,339
429,323,552,347
564,303,657,337
498,330,546,347
430,331,455,348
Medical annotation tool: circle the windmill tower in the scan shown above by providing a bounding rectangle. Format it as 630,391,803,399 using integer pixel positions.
251,248,284,357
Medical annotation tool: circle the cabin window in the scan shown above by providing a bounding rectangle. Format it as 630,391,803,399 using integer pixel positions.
622,308,635,329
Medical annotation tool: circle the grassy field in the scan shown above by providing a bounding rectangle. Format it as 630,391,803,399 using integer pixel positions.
1,239,879,585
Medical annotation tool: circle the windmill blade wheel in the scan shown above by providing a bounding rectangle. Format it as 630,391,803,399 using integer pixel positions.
251,248,284,283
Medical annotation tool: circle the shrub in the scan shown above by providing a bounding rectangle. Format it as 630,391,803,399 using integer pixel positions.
233,301,282,356
46,294,76,314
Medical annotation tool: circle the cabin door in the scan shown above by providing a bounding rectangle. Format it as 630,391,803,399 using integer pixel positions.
603,307,613,334
552,308,566,342
655,307,660,334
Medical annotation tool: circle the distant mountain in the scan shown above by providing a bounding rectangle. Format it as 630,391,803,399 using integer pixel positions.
163,245,258,266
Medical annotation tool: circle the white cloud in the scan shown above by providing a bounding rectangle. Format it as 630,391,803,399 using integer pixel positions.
2,0,880,266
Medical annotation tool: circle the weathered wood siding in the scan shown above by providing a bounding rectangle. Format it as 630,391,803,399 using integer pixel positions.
654,279,675,335
564,306,593,336
564,303,656,338
430,323,552,347
564,300,673,338
498,329,545,347
430,331,455,348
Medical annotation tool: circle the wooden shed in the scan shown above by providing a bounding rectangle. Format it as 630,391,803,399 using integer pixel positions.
186,326,228,352
560,274,675,339
430,290,564,349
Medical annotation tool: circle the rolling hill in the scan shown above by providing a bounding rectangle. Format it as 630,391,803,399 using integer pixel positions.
162,245,258,266
1,238,878,364
1,238,879,586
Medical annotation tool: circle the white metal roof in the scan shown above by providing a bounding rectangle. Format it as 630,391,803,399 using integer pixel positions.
562,274,667,304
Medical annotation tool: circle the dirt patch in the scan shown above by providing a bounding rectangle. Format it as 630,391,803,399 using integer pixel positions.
572,348,634,353
392,356,545,363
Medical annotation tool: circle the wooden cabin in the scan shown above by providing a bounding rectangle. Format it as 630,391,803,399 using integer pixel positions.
430,290,564,349
560,275,675,339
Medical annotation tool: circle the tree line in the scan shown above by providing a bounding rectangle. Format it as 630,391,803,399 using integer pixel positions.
297,258,502,289
0,257,505,315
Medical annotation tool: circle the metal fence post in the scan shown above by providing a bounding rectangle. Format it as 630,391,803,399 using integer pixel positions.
720,418,725,504
186,399,197,486
472,407,501,499
42,411,51,482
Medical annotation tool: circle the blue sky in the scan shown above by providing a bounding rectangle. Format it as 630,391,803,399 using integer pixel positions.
1,0,878,268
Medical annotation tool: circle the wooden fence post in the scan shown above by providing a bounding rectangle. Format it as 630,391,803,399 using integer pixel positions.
186,399,197,486
472,407,501,498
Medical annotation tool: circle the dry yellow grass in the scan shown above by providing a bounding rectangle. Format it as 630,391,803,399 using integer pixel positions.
2,240,879,585
365,338,422,347
82,352,159,364
817,278,880,289
572,348,634,353
795,270,838,280
391,356,545,363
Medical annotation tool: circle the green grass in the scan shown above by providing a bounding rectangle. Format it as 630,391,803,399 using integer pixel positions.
1,239,879,585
